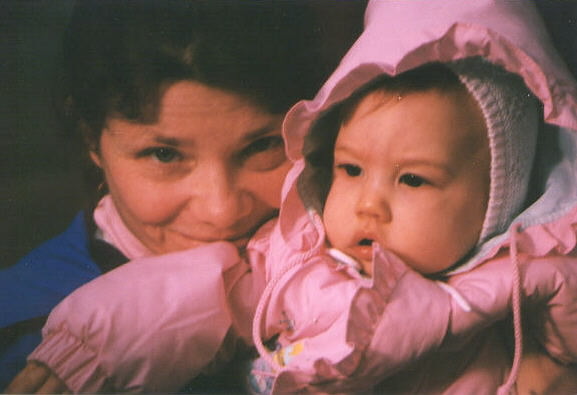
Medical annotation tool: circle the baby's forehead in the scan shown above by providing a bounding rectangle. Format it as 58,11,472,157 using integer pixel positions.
344,73,469,116
339,86,489,157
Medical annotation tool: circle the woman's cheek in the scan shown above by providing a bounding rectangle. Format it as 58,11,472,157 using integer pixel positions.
113,182,184,225
251,161,292,209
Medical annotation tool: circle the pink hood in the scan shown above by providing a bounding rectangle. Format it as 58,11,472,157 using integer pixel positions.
279,0,577,274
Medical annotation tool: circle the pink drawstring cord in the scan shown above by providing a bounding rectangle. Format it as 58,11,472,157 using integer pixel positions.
498,224,524,395
252,245,319,372
253,222,527,392
252,263,298,371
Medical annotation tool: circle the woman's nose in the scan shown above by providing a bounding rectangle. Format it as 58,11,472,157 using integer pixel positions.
191,166,250,228
355,183,392,222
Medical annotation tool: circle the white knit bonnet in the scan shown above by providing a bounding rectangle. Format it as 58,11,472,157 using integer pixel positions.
449,58,539,242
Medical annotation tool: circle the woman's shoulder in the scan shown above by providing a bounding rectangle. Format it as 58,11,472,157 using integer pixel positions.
15,212,94,268
0,211,102,325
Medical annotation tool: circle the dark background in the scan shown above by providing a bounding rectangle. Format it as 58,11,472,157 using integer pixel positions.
1,1,575,269
1,1,83,269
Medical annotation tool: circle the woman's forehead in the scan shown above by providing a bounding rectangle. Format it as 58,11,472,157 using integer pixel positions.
106,81,283,148
160,81,268,117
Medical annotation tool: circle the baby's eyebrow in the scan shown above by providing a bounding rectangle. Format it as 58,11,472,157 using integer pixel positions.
153,135,181,146
395,159,454,177
333,144,359,157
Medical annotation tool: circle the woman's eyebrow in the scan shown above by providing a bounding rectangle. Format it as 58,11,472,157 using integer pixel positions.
125,125,182,146
242,124,281,143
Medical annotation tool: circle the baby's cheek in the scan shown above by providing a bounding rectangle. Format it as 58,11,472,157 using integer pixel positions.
391,228,457,274
322,202,345,249
417,237,471,274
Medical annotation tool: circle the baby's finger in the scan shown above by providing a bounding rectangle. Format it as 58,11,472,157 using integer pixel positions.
4,361,50,393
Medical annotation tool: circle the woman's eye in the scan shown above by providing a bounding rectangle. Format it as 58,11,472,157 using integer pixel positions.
140,147,181,163
244,136,284,156
336,163,362,177
399,173,426,187
240,135,286,171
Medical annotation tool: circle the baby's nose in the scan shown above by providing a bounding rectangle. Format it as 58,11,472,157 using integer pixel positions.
355,186,391,222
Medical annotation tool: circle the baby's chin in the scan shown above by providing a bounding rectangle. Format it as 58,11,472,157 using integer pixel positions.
401,253,463,276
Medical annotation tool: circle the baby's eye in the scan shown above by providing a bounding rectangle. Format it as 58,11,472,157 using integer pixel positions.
399,173,427,187
336,163,362,177
140,147,182,163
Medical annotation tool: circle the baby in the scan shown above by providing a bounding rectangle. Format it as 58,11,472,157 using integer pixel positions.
247,60,577,394
323,63,492,277
13,1,577,392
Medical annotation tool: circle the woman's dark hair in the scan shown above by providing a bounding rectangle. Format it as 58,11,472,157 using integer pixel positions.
57,1,336,147
56,0,353,198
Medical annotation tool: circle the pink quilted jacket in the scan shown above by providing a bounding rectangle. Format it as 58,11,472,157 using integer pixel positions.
28,0,577,393
264,0,577,392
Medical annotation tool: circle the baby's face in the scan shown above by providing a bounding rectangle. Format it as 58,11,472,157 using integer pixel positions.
323,88,490,275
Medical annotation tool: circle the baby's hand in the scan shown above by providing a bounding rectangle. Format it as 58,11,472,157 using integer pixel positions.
517,338,577,395
5,361,70,394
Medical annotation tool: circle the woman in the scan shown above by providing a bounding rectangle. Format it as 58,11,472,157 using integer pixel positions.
0,1,364,391
9,2,576,393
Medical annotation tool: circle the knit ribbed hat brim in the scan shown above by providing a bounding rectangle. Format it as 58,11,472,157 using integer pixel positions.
449,58,539,242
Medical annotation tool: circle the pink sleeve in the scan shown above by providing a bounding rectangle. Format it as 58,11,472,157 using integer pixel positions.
28,242,248,393
271,249,519,393
269,247,454,393
282,252,577,393
449,253,577,364
521,255,577,364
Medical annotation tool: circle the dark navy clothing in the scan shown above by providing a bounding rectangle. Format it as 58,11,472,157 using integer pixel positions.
0,212,122,390
0,212,241,392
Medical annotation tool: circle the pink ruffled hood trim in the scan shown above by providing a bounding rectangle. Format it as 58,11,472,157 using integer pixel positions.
278,0,577,274
277,3,577,389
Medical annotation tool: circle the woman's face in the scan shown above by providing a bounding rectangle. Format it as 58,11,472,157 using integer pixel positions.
90,81,290,254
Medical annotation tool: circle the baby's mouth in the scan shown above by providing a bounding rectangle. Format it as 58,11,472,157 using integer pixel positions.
358,238,374,246
347,237,375,262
